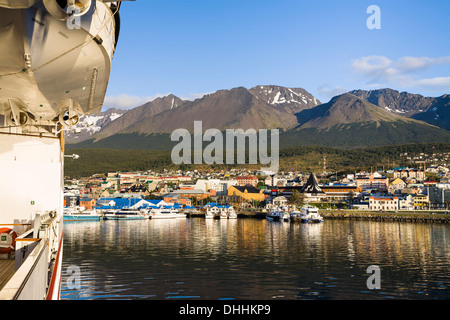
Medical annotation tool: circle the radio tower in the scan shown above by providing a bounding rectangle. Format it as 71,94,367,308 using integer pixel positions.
323,156,327,176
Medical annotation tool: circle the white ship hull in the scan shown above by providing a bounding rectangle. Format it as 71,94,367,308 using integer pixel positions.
0,134,65,300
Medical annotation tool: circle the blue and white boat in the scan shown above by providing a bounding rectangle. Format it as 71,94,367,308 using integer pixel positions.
63,207,102,222
266,209,281,221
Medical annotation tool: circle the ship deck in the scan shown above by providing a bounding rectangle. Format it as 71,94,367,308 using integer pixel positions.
0,260,15,291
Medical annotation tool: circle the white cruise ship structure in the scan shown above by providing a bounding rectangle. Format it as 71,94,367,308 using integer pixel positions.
0,0,127,300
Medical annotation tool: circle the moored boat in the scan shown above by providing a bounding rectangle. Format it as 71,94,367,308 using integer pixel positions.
172,208,187,219
104,208,146,221
266,209,281,221
220,211,228,219
149,208,178,219
281,211,290,222
228,210,238,219
63,207,102,222
296,205,324,223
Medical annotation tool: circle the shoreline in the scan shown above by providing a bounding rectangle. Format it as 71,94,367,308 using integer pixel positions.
188,210,450,223
238,210,450,224
319,210,450,224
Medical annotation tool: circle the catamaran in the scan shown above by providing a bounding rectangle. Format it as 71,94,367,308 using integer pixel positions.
0,0,129,300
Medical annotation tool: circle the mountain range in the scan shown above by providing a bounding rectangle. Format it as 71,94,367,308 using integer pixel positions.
66,86,450,150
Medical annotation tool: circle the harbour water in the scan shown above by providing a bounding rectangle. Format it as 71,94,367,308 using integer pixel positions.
61,218,450,300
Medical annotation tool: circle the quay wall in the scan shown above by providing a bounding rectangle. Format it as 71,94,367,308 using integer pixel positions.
188,210,450,223
319,211,450,224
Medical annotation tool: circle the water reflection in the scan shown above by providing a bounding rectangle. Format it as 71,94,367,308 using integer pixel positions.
62,219,450,300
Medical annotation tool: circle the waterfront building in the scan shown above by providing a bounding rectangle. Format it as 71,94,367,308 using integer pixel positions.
64,193,80,207
369,196,399,211
428,186,450,209
96,197,144,210
265,196,289,210
398,195,414,211
349,201,370,210
80,198,96,210
413,194,430,210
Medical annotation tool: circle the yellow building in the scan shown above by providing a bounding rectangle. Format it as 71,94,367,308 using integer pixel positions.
228,185,266,202
413,194,429,209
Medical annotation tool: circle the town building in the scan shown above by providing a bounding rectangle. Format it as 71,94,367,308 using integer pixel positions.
167,189,214,201
393,168,425,181
428,185,450,209
80,198,96,210
389,178,407,193
235,176,259,187
413,194,429,209
194,179,238,196
320,185,362,201
398,195,414,211
369,196,399,211
356,174,389,192
301,173,327,202
163,194,193,207
265,196,289,210
228,185,266,204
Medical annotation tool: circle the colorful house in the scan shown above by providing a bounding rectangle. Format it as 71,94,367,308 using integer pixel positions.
80,198,96,210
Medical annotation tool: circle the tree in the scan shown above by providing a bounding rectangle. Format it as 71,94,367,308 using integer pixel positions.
289,190,305,208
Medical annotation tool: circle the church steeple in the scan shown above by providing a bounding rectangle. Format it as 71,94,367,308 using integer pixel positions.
302,173,324,194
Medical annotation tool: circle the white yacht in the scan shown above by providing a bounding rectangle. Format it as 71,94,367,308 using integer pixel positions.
220,211,228,219
104,207,146,221
205,206,220,219
205,209,216,219
297,205,324,223
149,208,178,220
228,208,238,219
220,205,236,219
173,209,187,219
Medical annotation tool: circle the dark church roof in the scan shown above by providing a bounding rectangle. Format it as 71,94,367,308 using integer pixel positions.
301,173,324,194
232,185,261,194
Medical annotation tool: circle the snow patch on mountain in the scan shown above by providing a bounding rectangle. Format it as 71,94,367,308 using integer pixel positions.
65,109,126,143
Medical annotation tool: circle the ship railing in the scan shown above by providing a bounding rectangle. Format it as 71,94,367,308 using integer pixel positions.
0,211,62,300
0,123,63,139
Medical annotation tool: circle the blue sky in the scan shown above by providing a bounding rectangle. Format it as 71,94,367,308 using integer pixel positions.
103,0,450,110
